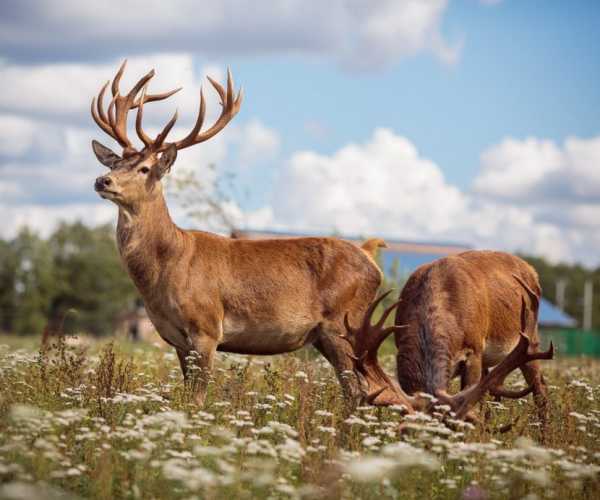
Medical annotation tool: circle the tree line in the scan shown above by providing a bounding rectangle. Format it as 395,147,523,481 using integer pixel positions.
521,255,600,330
1,222,598,336
0,223,137,336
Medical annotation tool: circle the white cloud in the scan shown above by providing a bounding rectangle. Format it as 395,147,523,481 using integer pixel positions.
246,129,600,266
235,120,281,167
0,1,458,71
473,136,600,202
271,128,464,238
564,136,600,198
473,138,562,200
3,118,598,265
0,54,227,130
0,100,280,240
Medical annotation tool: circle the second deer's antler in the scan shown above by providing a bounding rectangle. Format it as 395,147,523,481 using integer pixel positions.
435,292,554,419
342,290,414,409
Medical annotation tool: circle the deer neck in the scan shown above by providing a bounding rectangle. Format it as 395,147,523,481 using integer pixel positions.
116,194,183,294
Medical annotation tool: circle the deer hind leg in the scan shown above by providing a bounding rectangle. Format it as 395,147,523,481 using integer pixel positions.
520,360,549,420
314,324,363,409
458,354,485,422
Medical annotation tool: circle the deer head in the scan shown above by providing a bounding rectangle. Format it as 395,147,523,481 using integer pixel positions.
91,60,243,210
343,282,554,420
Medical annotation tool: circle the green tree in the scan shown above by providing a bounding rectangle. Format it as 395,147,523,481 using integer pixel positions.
11,228,56,335
0,239,18,332
1,223,139,336
47,222,137,335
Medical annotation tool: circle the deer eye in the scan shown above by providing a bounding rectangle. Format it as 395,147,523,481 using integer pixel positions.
138,166,150,174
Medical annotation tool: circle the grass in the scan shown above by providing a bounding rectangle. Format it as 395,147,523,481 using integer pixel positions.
0,333,598,499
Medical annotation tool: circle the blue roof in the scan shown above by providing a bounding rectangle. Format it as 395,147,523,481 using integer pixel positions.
538,298,577,328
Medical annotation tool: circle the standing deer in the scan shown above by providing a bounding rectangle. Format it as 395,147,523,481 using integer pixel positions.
343,251,553,420
91,61,385,406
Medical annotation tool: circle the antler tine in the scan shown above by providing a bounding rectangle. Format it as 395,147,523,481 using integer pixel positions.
513,274,540,319
92,61,242,154
344,290,415,410
96,81,110,123
159,68,243,152
111,68,155,148
207,74,226,104
375,297,403,330
135,86,153,148
490,385,534,399
111,60,127,97
520,296,528,333
132,86,182,107
165,87,207,150
126,69,155,101
91,97,114,139
153,110,179,150
91,80,120,141
107,94,118,132
362,289,394,330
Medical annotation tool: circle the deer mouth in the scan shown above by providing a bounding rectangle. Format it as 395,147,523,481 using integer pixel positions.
95,187,120,199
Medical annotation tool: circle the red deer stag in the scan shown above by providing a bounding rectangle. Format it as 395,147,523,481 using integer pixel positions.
343,251,554,420
91,61,385,406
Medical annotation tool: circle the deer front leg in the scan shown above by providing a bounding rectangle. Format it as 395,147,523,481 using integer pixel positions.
461,353,483,390
176,312,222,406
520,360,549,423
183,333,218,406
314,326,363,409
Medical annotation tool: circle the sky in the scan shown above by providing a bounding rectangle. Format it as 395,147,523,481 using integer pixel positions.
1,0,599,266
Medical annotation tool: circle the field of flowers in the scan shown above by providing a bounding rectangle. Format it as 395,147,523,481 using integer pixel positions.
0,334,599,499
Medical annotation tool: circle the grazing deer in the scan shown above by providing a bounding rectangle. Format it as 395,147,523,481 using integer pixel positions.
91,61,384,405
342,251,554,420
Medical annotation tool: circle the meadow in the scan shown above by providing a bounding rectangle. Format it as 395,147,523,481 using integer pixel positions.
0,334,598,499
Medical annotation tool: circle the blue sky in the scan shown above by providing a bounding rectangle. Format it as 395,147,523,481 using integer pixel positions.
1,0,599,265
231,0,600,191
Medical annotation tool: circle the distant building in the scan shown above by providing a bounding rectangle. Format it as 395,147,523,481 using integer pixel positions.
232,229,576,330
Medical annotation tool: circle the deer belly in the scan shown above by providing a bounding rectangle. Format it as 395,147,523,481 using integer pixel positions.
219,317,318,355
482,337,520,368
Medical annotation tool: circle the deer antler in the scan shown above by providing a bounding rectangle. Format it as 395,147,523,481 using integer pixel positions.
91,60,181,153
92,60,243,155
435,293,553,419
487,276,542,399
342,290,414,410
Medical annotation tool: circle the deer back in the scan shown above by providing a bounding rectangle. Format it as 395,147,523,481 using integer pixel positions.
394,250,541,395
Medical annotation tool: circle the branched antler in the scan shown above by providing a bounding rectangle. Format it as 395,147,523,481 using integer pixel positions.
91,60,243,155
91,60,181,153
342,290,414,409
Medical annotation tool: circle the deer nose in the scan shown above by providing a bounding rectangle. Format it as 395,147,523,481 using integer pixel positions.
95,176,112,190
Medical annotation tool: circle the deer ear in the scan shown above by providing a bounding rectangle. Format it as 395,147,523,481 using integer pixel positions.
156,144,177,178
92,140,121,169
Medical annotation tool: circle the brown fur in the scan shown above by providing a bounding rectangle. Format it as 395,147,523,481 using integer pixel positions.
394,250,547,406
90,62,384,406
95,158,381,405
